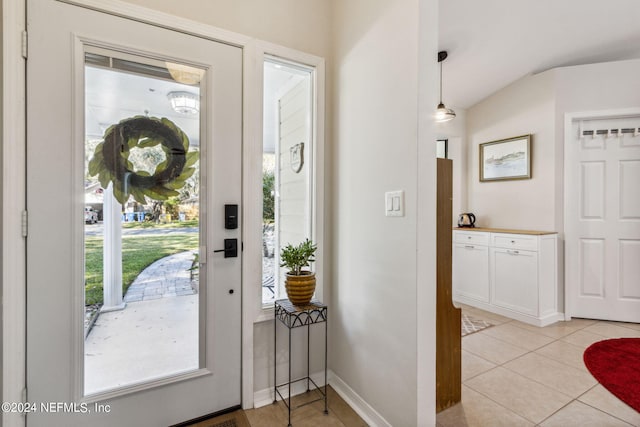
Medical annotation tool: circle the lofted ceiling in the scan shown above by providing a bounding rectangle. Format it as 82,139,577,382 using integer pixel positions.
439,0,640,109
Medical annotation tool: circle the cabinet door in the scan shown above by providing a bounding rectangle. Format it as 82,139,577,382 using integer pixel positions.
453,244,489,302
491,248,538,315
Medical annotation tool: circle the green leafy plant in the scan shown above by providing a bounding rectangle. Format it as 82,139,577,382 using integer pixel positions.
279,239,317,276
262,170,275,222
88,116,197,204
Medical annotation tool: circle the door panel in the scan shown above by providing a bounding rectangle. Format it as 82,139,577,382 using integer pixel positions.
27,1,241,425
491,249,538,316
452,244,489,302
567,117,640,322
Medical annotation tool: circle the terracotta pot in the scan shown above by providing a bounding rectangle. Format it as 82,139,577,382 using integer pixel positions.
285,272,316,306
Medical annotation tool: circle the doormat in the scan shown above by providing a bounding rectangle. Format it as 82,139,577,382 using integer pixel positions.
462,314,492,337
181,410,251,427
583,338,640,412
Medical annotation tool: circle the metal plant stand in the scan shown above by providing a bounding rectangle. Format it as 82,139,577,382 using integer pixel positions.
273,299,328,427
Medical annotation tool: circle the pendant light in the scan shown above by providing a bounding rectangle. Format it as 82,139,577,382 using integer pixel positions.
435,50,456,123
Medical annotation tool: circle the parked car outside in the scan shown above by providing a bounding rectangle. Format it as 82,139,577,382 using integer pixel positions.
85,206,98,224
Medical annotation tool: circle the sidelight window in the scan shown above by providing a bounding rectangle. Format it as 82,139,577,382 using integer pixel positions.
261,57,315,304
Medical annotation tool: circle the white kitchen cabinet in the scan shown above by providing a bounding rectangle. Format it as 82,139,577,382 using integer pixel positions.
452,228,563,326
452,231,489,302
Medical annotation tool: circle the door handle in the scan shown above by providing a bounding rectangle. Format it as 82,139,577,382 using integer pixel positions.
214,238,238,258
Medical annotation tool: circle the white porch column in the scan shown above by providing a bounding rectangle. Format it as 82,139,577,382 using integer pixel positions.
101,183,126,312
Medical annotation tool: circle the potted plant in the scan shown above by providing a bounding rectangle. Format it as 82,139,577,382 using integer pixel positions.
280,238,317,306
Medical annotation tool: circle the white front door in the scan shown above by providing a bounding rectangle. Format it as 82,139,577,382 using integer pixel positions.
566,115,640,322
26,1,242,425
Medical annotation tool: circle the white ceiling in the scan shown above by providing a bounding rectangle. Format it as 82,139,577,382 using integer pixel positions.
86,60,303,154
439,0,640,109
264,61,306,154
85,66,201,145
86,1,640,139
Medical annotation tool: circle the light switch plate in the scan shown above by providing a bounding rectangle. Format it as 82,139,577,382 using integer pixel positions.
385,191,404,217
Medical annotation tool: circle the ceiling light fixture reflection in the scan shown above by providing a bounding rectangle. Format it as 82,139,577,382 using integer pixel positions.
435,50,456,123
165,62,205,85
167,91,199,115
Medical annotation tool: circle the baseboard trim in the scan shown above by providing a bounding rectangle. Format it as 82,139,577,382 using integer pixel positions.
253,370,326,409
328,371,392,427
454,296,564,327
253,370,391,427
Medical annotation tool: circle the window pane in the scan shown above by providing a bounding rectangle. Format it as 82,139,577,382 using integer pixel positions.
84,50,202,394
262,59,313,303
437,139,448,159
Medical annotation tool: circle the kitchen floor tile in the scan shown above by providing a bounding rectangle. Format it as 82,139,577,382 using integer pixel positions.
465,367,573,424
578,385,640,426
463,332,528,365
539,400,632,427
509,318,595,339
462,350,496,381
534,340,588,371
582,322,640,339
482,323,555,351
503,352,596,398
560,329,610,349
436,385,534,427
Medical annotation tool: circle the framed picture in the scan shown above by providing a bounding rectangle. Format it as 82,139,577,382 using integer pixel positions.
479,134,531,182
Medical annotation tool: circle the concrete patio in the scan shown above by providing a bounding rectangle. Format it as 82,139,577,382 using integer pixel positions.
84,251,199,395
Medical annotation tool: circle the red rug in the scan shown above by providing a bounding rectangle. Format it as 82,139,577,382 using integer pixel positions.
583,338,640,412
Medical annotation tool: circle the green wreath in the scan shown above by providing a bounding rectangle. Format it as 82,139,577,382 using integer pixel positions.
88,116,197,204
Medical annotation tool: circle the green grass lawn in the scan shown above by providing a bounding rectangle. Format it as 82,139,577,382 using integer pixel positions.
85,232,198,305
122,219,199,230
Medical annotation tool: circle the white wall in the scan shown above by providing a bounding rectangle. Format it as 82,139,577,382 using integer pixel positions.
331,0,437,425
466,59,640,233
121,0,332,58
466,71,556,230
436,109,467,224
554,59,640,231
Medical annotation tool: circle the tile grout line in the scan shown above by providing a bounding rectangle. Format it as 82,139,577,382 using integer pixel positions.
462,310,639,425
574,392,637,427
462,381,539,425
463,336,553,426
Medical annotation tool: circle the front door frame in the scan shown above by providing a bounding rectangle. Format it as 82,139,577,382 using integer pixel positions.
563,107,640,320
2,1,28,426
3,2,259,426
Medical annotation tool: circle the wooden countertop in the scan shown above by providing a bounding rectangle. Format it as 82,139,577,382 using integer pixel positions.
453,227,556,236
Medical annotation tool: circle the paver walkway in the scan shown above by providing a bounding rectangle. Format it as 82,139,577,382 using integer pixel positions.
124,250,197,303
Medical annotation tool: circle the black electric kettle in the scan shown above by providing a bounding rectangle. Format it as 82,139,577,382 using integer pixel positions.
458,213,476,228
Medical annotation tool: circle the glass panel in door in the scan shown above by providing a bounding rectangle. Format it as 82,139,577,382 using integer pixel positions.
83,49,203,394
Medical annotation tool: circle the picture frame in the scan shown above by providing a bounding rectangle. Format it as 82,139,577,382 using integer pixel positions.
479,134,531,182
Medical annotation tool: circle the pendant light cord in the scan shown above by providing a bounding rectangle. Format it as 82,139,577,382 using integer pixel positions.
439,60,443,104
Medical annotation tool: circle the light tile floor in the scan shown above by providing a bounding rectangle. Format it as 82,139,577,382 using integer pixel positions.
437,305,640,427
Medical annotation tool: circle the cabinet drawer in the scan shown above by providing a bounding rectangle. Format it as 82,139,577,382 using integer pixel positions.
491,233,538,251
454,231,489,246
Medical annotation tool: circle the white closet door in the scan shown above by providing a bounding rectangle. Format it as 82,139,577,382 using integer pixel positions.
566,116,640,322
